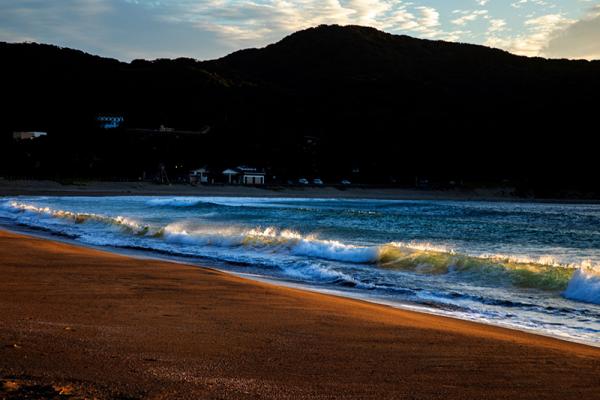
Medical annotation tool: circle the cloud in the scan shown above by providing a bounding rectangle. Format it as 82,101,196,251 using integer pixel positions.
0,0,225,60
146,0,457,47
0,0,596,61
542,6,600,60
0,0,453,60
0,0,117,55
451,10,488,26
485,13,574,57
487,19,507,33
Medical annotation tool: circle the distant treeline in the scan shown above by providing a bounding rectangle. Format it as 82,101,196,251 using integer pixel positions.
1,25,599,197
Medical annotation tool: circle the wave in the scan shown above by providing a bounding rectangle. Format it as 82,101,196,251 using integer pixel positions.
4,200,600,303
162,224,378,263
4,201,159,236
563,266,600,305
145,196,291,208
144,196,381,210
147,224,600,296
146,197,223,208
378,243,581,291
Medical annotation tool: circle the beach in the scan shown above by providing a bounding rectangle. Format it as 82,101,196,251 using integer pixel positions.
1,229,599,399
0,179,521,201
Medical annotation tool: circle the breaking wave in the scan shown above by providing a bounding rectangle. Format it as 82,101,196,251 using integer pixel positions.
3,200,600,304
563,265,600,305
3,201,160,236
162,224,379,263
378,243,584,291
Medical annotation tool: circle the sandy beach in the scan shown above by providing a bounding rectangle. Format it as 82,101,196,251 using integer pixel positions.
1,229,599,399
0,179,522,201
2,179,598,205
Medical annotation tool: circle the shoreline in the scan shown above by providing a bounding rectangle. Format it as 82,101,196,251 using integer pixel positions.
2,179,599,204
3,222,597,350
1,229,599,399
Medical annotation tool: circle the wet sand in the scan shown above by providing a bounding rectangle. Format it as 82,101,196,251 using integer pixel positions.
1,229,599,399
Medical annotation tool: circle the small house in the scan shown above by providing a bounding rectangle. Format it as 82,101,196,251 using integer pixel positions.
222,166,265,185
238,166,265,185
189,167,210,185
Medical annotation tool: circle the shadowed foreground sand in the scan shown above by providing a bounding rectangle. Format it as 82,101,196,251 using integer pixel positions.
1,230,599,399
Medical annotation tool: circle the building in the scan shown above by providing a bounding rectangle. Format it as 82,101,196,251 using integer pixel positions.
13,131,47,140
238,166,265,185
127,125,210,136
159,125,175,133
97,116,124,129
222,166,265,185
189,167,210,185
222,168,239,184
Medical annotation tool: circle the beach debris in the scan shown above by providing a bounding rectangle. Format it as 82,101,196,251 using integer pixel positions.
1,378,78,398
2,380,20,391
52,384,74,395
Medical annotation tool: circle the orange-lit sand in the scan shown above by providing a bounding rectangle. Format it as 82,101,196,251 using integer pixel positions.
1,229,599,399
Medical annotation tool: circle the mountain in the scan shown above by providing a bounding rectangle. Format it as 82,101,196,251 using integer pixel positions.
1,25,599,196
210,25,536,82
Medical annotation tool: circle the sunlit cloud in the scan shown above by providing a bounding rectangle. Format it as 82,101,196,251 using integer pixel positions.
485,14,575,57
0,0,596,60
542,5,600,60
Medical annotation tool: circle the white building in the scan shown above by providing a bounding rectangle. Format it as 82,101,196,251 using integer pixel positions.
13,131,47,140
222,166,265,185
189,167,209,184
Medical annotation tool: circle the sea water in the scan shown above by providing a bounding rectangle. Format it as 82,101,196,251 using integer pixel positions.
1,196,599,345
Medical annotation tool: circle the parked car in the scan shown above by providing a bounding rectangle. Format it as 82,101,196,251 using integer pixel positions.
340,179,351,185
313,178,323,185
298,178,309,185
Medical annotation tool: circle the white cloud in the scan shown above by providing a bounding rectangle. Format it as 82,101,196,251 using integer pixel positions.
451,10,488,26
542,6,600,60
150,0,457,47
485,13,574,57
488,19,507,33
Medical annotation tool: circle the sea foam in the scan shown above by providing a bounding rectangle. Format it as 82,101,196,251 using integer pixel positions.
163,224,378,264
564,267,600,305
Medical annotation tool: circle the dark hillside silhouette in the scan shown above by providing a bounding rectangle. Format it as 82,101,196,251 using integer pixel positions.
1,25,599,196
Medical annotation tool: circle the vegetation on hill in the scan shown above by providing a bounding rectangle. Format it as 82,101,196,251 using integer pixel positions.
1,25,598,196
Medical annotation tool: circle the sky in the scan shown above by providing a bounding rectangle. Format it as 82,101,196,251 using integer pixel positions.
1,0,599,61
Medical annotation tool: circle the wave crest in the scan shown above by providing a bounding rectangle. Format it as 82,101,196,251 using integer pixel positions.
6,201,155,235
163,224,378,263
378,243,581,291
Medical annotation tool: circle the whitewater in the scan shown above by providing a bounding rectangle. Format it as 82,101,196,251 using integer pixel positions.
1,196,599,345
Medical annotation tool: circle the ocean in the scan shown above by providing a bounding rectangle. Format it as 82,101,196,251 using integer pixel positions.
1,196,599,345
